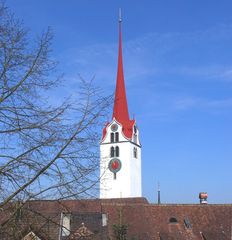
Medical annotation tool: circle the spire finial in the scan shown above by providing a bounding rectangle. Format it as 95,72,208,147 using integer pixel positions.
119,8,122,22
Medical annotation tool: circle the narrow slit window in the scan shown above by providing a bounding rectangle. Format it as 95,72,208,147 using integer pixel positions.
110,147,115,157
133,134,137,144
110,133,114,143
134,147,137,158
115,132,119,142
115,146,119,157
134,125,137,133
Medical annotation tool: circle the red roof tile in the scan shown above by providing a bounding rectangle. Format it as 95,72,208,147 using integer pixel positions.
1,198,231,240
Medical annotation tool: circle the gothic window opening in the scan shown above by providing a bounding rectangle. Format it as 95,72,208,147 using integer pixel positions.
115,146,119,157
133,147,137,158
111,133,115,143
115,132,119,142
110,147,115,157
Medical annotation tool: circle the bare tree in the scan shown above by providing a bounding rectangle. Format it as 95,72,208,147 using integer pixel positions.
0,2,110,211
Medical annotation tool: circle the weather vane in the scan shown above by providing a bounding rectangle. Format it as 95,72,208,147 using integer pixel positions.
119,8,122,22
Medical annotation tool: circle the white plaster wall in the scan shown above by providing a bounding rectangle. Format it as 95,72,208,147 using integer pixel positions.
130,145,141,197
100,142,132,198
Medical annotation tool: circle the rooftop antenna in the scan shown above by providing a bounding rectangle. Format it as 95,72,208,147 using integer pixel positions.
119,8,122,22
158,182,161,205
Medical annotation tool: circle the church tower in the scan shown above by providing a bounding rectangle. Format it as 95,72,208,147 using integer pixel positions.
100,12,142,199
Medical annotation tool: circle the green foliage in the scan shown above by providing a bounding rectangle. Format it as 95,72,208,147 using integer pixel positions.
113,223,128,240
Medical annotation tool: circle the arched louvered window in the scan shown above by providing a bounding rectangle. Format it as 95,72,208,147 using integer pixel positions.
110,147,115,157
115,132,119,142
115,146,119,157
110,133,114,143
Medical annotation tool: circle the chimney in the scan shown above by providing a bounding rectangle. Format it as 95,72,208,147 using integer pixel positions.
199,192,208,204
157,182,161,205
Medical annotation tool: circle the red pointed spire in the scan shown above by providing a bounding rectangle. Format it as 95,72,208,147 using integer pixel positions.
102,10,135,141
112,10,130,123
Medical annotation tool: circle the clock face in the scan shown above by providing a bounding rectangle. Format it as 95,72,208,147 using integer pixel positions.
111,124,118,132
108,158,122,173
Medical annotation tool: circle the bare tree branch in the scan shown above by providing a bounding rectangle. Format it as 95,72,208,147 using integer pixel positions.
0,2,112,215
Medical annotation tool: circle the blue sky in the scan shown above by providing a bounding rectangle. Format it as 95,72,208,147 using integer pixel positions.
6,0,232,203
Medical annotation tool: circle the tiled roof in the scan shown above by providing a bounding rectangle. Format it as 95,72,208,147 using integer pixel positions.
0,198,231,240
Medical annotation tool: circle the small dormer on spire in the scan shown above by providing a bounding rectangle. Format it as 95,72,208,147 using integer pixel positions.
112,8,130,124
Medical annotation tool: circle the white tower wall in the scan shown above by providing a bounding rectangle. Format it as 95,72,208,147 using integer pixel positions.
100,120,141,198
